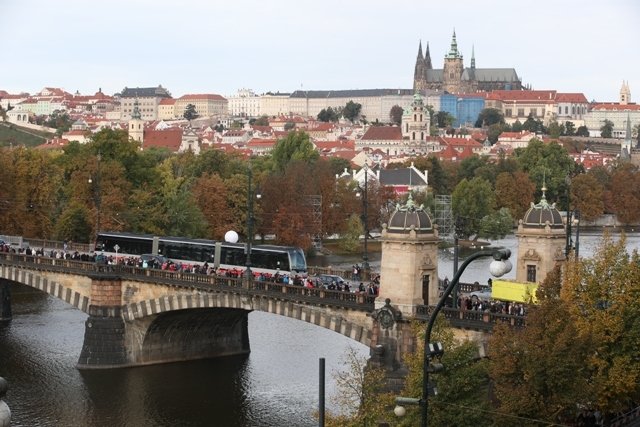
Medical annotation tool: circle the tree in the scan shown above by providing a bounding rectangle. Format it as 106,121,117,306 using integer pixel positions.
475,108,505,127
607,163,640,224
634,123,640,146
317,107,339,122
600,119,614,138
563,234,640,415
324,347,394,427
389,105,404,125
252,115,270,126
570,173,604,221
271,131,319,172
489,266,592,425
478,207,514,240
284,122,296,131
575,125,590,137
514,139,576,203
435,111,454,128
342,101,362,123
183,103,199,121
564,121,576,136
339,214,363,253
487,123,503,144
452,177,495,240
511,120,523,132
53,201,93,243
398,320,491,427
495,171,535,221
548,120,563,139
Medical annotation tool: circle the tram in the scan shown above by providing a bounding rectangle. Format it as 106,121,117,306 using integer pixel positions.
95,231,307,276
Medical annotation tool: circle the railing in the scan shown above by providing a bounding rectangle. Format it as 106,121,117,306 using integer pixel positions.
0,252,527,329
0,252,376,311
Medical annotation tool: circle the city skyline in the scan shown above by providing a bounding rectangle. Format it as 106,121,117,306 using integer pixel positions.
1,0,639,103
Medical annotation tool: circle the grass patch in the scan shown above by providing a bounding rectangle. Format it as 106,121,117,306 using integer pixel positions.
0,122,53,147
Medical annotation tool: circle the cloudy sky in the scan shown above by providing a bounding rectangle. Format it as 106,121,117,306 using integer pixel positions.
1,0,638,102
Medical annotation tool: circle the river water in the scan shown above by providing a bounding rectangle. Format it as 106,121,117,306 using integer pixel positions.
1,232,638,426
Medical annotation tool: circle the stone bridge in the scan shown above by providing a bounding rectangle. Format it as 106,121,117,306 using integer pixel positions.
0,252,525,374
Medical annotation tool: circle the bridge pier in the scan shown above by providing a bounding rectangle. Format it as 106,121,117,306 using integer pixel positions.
368,300,416,392
0,279,11,323
77,274,251,369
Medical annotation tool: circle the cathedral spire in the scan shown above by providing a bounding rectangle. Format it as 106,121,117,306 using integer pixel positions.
417,40,423,60
471,44,476,69
446,29,461,59
425,41,432,69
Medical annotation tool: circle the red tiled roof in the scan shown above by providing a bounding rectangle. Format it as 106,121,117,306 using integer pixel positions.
251,125,273,133
591,103,640,111
360,126,402,141
498,131,534,140
143,128,182,151
178,94,226,101
556,93,588,103
487,90,557,102
441,137,482,147
315,140,356,151
247,138,277,147
159,98,176,105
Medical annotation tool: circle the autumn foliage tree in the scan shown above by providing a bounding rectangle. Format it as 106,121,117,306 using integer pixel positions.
495,171,535,221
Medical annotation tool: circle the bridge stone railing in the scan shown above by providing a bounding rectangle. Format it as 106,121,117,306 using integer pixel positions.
0,252,377,311
0,252,527,330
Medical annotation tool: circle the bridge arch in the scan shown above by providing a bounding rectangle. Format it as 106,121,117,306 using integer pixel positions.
0,265,91,314
123,292,373,348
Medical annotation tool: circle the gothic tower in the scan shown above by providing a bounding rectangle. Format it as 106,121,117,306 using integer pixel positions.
620,80,631,105
128,99,145,144
442,30,464,93
413,41,428,92
424,41,432,70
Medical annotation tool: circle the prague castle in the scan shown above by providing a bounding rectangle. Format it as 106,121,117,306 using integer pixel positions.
413,31,523,94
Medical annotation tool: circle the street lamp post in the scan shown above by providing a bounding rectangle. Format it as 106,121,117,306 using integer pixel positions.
88,153,102,244
356,165,370,272
396,248,512,427
245,164,261,281
565,175,573,258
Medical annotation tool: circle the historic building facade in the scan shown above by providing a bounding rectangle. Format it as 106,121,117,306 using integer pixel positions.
413,31,523,94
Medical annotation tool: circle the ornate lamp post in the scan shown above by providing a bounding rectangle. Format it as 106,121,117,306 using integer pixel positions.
395,248,513,427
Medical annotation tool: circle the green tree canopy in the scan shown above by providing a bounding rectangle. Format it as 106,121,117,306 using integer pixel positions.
317,107,340,122
270,131,319,172
475,108,505,127
600,119,614,138
342,100,362,123
389,105,404,125
452,177,495,239
183,103,199,121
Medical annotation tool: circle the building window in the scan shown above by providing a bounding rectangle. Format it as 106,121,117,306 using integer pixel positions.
527,265,536,282
531,108,537,117
518,108,525,117
558,107,561,114
505,108,512,117
565,106,569,114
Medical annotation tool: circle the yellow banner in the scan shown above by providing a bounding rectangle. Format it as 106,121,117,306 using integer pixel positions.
492,279,538,303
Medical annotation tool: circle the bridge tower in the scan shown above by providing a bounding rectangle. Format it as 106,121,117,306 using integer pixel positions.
515,185,566,284
377,194,440,315
369,195,439,390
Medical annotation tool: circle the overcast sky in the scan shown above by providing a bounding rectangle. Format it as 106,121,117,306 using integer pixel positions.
1,0,638,103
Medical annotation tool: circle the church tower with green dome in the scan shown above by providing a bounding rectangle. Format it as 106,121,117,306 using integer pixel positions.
515,185,567,284
401,92,430,153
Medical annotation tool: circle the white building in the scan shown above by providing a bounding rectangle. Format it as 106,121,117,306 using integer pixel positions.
228,88,261,117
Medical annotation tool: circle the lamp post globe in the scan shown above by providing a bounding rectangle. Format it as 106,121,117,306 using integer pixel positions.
225,230,239,243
